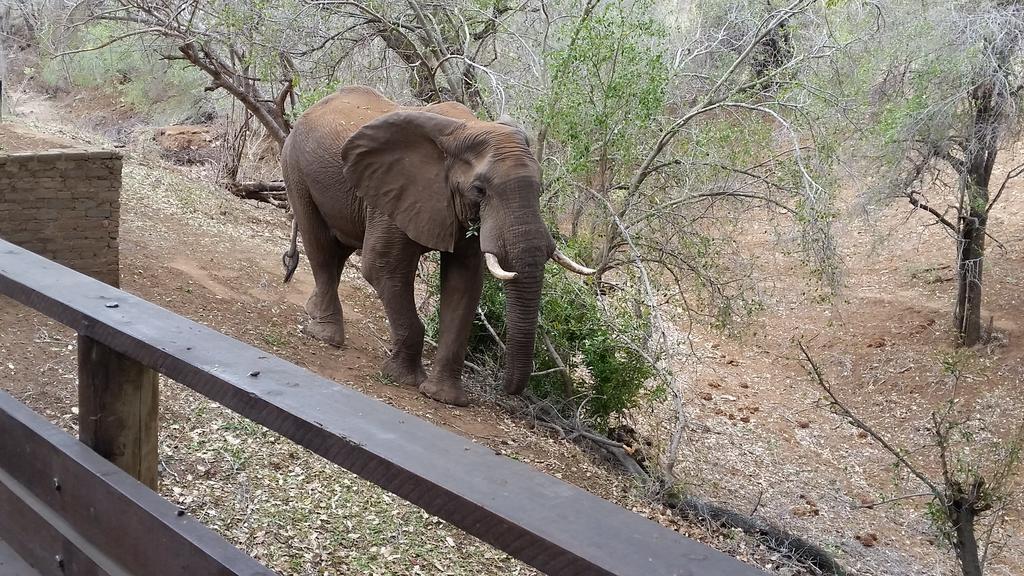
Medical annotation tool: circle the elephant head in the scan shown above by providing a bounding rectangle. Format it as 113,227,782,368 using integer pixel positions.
340,111,593,396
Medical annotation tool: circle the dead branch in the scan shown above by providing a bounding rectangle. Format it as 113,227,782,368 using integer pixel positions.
665,494,850,576
522,391,648,477
987,160,1024,212
53,26,180,57
541,332,573,396
225,181,289,209
179,42,289,145
476,306,505,351
799,341,943,496
856,492,934,509
906,192,959,233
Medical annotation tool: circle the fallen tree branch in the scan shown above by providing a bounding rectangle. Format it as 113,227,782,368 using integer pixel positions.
227,180,286,194
225,181,289,208
522,391,649,478
518,387,847,574
665,494,850,576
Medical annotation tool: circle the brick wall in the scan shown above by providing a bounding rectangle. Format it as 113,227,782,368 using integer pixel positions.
0,148,122,286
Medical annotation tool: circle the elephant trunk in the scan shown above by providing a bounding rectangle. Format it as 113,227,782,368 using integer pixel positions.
478,175,552,396
501,268,544,395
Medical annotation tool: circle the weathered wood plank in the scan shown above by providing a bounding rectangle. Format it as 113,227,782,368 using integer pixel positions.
77,335,159,489
0,390,275,576
0,536,44,576
0,238,768,576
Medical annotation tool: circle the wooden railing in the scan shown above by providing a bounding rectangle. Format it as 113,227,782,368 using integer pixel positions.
0,238,768,576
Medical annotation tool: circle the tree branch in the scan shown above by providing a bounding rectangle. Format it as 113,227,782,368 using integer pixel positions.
906,192,959,232
799,341,943,497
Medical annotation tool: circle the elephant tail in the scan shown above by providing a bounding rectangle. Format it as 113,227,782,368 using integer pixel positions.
282,217,300,283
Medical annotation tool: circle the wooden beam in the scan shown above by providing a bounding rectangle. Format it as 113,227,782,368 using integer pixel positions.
77,334,159,489
0,390,273,576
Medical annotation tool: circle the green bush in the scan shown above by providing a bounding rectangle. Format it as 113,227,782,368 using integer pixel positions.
39,22,211,123
533,266,654,427
425,239,655,429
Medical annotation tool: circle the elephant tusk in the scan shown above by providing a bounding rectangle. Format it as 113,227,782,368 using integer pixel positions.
484,253,518,281
551,249,597,275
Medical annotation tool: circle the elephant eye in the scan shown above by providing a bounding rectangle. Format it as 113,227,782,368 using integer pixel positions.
470,185,485,198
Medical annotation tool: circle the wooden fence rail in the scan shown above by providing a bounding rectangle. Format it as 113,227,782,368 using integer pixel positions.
0,238,768,576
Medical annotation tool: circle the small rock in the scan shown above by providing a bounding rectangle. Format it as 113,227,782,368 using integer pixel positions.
699,392,713,401
855,532,879,547
791,504,820,517
740,415,751,423
857,430,869,439
797,419,811,429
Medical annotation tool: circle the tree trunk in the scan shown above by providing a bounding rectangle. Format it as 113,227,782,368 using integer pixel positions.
949,503,983,576
954,206,986,347
955,53,1001,347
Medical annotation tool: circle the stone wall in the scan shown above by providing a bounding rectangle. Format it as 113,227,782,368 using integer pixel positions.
0,148,122,286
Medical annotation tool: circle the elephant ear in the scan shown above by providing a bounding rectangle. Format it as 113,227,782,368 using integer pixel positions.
341,111,466,252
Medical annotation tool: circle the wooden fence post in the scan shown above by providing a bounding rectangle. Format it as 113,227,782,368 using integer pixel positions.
77,334,159,489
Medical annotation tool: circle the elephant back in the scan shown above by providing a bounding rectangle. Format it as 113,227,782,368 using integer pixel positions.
294,86,400,140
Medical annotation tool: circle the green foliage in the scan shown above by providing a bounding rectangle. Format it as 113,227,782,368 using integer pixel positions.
539,0,668,179
294,81,340,117
939,349,975,379
40,22,210,122
533,263,655,427
423,241,655,428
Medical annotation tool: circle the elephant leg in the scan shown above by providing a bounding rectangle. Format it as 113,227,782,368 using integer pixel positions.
419,247,483,407
360,226,427,387
291,180,350,347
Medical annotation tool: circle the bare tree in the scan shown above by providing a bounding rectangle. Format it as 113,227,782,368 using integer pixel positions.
801,342,1024,576
310,0,528,115
49,0,540,205
863,0,1024,346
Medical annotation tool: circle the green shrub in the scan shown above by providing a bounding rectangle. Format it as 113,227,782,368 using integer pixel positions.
39,22,211,123
533,266,654,427
424,239,655,429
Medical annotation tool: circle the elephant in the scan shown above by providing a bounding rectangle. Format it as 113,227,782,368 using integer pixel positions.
279,86,594,406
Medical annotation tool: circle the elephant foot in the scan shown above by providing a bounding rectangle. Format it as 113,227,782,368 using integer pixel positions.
502,373,527,396
302,319,345,348
383,356,427,387
419,377,469,407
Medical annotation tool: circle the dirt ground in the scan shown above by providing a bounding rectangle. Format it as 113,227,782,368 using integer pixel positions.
1,90,1022,576
675,150,1024,576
